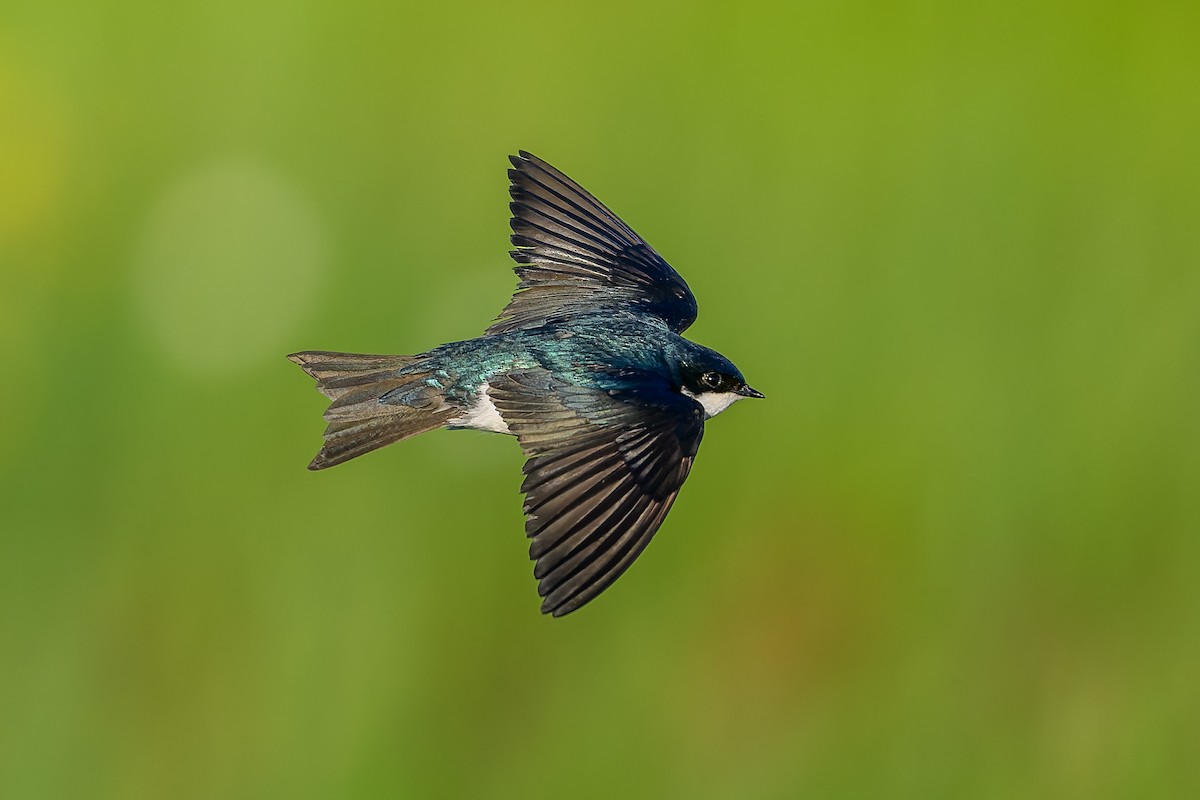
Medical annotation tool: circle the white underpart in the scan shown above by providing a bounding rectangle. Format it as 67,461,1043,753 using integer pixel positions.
457,384,741,432
452,383,513,434
681,388,744,419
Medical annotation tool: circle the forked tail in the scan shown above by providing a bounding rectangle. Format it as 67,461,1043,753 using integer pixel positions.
288,350,456,470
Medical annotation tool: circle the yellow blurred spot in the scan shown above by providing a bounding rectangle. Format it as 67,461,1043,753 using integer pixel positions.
133,159,327,376
0,41,69,360
0,45,66,246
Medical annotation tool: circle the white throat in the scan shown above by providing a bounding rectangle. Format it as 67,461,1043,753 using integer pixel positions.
681,388,743,419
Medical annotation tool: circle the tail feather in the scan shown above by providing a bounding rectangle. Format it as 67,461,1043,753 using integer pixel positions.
322,369,412,390
288,350,456,470
289,351,418,381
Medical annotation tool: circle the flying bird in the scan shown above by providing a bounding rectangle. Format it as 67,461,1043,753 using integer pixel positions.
289,151,762,616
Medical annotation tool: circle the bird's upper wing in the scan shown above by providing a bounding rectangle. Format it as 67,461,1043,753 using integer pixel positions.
488,368,705,616
487,151,698,335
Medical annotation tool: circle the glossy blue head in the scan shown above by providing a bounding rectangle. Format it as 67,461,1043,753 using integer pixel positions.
675,343,764,419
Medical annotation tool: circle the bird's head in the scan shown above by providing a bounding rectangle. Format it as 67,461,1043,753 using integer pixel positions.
677,347,764,419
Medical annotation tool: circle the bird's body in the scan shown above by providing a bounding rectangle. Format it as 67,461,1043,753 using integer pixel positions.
290,152,761,616
426,312,744,428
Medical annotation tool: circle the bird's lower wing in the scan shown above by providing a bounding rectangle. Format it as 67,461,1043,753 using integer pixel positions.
487,368,704,616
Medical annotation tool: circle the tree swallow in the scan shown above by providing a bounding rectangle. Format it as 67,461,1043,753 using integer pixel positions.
290,151,763,616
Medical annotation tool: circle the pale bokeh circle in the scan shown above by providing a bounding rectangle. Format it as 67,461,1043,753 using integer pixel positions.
133,159,327,376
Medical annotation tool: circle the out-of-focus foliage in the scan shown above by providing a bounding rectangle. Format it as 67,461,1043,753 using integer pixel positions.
1,2,1197,798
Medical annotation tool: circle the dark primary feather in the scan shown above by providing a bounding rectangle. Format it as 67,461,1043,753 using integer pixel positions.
488,368,704,616
487,151,698,335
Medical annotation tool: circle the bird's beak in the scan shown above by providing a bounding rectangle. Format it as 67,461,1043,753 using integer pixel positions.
737,384,765,399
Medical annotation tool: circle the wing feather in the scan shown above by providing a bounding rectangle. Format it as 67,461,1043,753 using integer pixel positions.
488,152,698,335
488,368,704,616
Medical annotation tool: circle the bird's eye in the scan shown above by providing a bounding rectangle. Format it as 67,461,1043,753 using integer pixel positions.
701,371,722,389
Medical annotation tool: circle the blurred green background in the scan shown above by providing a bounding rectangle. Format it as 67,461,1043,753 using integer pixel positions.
2,1,1198,797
